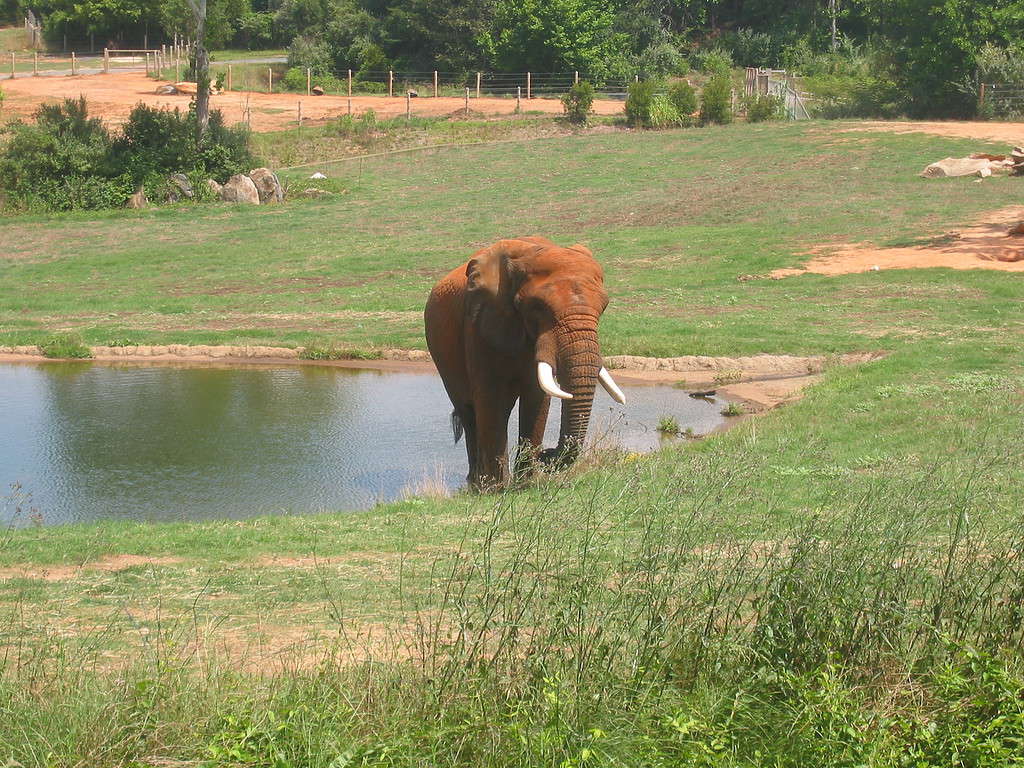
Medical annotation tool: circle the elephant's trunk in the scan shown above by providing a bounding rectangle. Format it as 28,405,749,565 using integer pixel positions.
551,311,601,461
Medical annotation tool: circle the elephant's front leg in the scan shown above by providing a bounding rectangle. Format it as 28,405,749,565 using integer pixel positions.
515,380,550,478
469,379,518,489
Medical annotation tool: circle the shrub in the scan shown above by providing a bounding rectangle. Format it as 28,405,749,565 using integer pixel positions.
637,40,687,79
699,72,733,125
803,74,903,118
724,28,782,68
624,80,657,127
0,98,254,211
561,80,595,123
693,47,733,76
667,80,697,122
354,79,387,94
40,333,92,359
745,92,784,122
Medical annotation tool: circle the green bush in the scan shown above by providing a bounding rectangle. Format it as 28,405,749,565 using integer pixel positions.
667,80,698,122
745,92,784,122
561,80,595,123
699,73,733,124
693,47,733,76
0,98,254,212
803,74,903,118
354,79,387,94
624,80,657,127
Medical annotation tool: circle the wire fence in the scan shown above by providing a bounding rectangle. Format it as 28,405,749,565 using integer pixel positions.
980,84,1024,119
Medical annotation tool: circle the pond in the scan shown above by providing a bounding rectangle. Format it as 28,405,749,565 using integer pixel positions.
0,362,727,526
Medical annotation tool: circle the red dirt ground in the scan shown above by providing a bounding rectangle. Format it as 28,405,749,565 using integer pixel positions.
0,71,625,131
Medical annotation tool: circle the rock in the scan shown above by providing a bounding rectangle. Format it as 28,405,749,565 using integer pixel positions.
206,178,223,197
408,89,419,98
311,85,325,96
310,171,327,179
155,84,177,94
248,167,284,204
167,173,193,201
220,174,260,204
126,185,148,209
299,188,330,198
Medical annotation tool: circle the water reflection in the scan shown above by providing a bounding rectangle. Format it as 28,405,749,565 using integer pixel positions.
0,362,726,526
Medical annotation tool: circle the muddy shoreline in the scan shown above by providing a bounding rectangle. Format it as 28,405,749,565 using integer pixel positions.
0,345,882,413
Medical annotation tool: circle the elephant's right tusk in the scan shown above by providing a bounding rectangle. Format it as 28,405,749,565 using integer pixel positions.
598,367,627,404
537,362,572,400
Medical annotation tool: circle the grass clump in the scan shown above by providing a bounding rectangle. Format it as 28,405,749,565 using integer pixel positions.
39,333,92,359
300,343,383,360
721,401,744,416
656,415,681,434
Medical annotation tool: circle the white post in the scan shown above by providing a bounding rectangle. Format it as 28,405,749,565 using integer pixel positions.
476,71,481,98
227,64,232,91
406,91,411,119
71,51,76,75
526,71,531,99
516,85,521,112
268,67,272,93
103,47,109,74
348,69,352,96
388,69,393,97
433,70,438,97
306,67,310,96
574,71,579,85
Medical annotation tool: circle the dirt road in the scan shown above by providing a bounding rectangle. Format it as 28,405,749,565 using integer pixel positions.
0,71,625,131
847,120,1024,144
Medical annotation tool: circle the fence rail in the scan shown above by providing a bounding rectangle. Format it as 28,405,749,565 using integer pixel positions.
980,83,1024,117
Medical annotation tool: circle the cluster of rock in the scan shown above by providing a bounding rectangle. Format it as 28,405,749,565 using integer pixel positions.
209,168,284,205
126,168,284,208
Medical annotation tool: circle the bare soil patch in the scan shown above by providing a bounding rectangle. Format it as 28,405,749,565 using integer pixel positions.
0,554,182,582
1,71,624,131
845,120,1024,144
771,206,1024,278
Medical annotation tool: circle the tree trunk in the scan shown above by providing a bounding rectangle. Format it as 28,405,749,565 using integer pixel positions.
189,0,209,143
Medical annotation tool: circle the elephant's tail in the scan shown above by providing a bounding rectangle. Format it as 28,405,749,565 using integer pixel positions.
451,410,464,444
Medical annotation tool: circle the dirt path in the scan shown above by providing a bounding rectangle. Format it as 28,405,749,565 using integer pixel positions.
772,206,1024,278
0,71,624,131
846,120,1024,144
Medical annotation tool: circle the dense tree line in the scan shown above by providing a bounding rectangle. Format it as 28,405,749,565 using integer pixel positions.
3,0,1024,117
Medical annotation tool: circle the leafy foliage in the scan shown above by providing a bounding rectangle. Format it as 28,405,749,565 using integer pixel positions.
699,72,733,125
667,80,698,121
624,79,657,127
0,98,252,211
561,80,595,123
745,92,784,122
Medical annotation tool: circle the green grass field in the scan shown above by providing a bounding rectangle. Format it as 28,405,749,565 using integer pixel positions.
2,120,1024,766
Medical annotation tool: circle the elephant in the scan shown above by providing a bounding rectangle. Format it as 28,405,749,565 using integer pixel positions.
424,237,626,488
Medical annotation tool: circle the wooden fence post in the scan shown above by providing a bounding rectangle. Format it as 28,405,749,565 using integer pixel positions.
227,63,232,91
348,97,352,115
103,48,109,74
979,82,987,106
476,71,481,98
71,51,76,75
465,87,469,115
526,71,531,99
516,85,521,112
388,69,393,97
574,71,579,85
268,67,272,93
298,100,302,127
433,70,438,97
33,51,37,75
306,67,310,96
406,91,411,119
10,53,14,80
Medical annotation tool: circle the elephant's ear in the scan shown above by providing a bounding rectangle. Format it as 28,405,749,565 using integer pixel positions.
465,240,534,354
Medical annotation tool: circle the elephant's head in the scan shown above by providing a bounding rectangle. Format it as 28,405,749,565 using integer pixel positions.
465,237,625,462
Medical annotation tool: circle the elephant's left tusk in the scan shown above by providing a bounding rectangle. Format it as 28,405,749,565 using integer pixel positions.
599,367,627,404
538,362,572,400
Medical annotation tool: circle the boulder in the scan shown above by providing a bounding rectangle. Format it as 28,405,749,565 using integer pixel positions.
167,173,193,201
127,185,148,209
155,84,177,94
248,167,284,204
220,174,260,204
311,85,325,95
206,178,223,197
